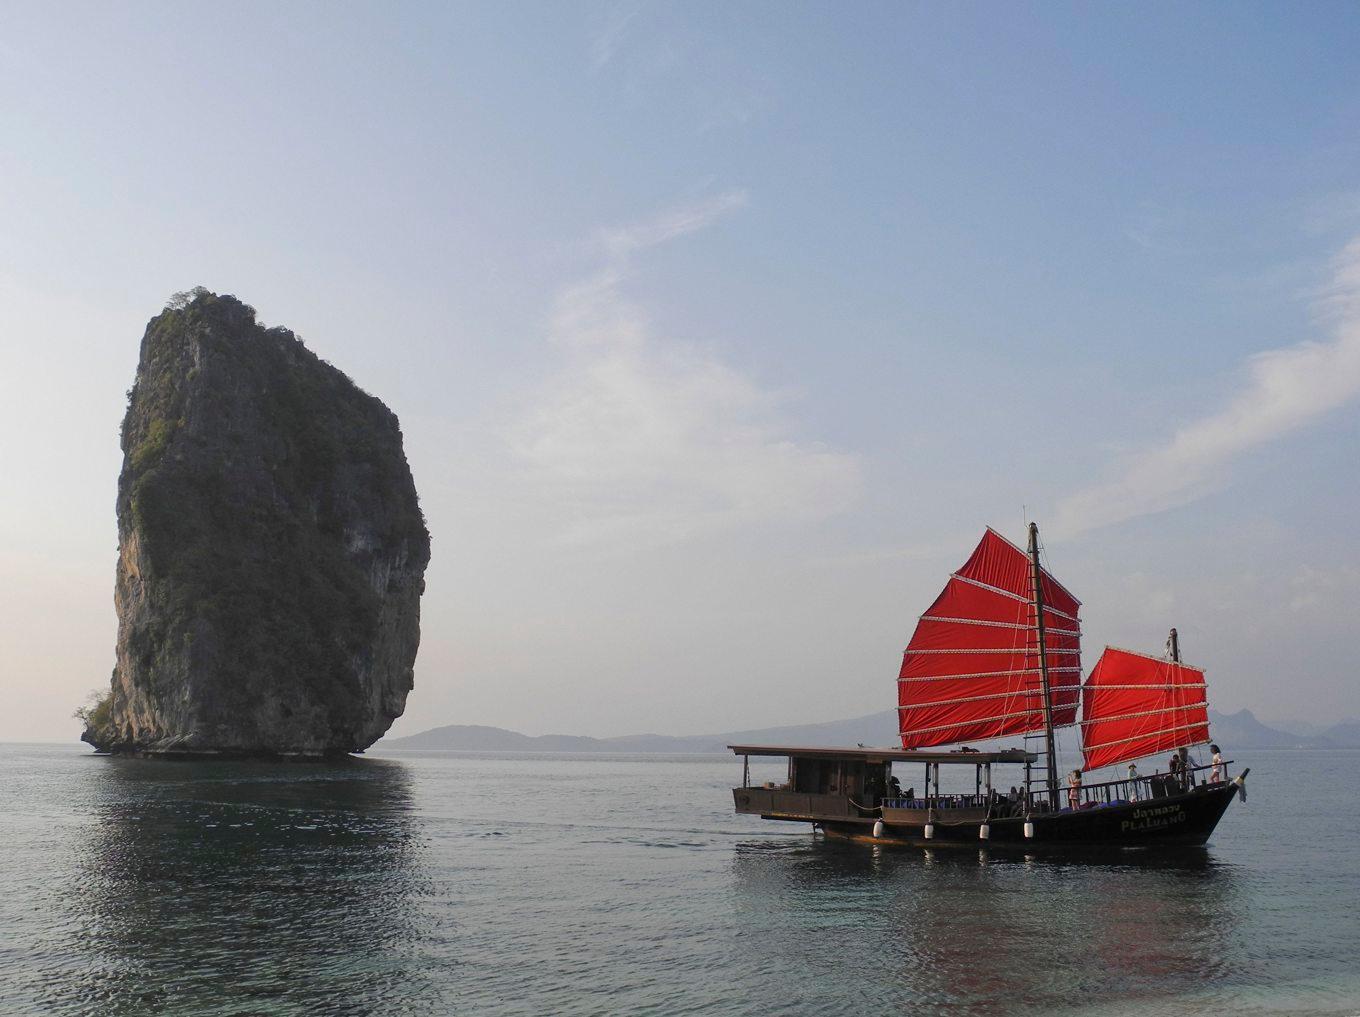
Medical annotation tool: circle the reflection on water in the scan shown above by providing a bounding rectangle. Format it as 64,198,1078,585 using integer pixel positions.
729,835,1244,1017
41,757,432,1017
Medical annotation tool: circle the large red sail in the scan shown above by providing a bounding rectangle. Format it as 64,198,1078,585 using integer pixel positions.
898,528,1082,749
1080,647,1209,771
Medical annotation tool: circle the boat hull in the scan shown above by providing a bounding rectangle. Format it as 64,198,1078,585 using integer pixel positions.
836,784,1238,850
736,782,1240,852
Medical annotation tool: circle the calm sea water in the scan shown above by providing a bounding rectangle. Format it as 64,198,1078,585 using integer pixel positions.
1,744,1356,1016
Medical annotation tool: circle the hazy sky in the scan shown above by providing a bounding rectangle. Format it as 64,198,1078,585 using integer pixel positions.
3,3,1359,744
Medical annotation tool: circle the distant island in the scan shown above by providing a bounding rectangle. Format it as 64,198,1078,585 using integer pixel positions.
381,707,1360,754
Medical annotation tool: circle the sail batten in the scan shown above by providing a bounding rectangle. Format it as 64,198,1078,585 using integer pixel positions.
1083,721,1210,755
897,528,1082,749
900,667,1081,682
1079,646,1209,770
898,686,1082,709
900,711,1071,739
1081,684,1207,694
903,648,1081,655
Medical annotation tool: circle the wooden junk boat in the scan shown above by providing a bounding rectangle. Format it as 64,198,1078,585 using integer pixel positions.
731,523,1249,850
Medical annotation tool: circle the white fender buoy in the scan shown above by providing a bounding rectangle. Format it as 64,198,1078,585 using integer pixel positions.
924,823,935,840
872,819,885,838
1024,820,1035,839
979,823,990,840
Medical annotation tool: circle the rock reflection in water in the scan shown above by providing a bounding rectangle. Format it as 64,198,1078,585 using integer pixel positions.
42,756,434,1017
730,837,1243,1017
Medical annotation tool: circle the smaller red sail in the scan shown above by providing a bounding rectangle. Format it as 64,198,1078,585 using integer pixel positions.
1080,647,1209,771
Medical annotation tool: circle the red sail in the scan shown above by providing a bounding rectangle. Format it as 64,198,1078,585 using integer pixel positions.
898,528,1081,749
1080,647,1209,771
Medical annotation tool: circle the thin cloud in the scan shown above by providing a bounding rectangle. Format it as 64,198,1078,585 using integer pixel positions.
511,193,860,545
1057,237,1360,535
596,190,747,259
1287,563,1360,614
589,2,641,72
553,191,746,352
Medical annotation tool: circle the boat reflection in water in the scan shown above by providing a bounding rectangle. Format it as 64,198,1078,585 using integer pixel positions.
45,756,434,1017
729,836,1244,1015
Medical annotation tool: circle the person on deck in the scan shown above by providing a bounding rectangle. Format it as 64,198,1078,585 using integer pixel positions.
1168,753,1182,790
1127,762,1139,800
1067,770,1082,811
1209,744,1223,783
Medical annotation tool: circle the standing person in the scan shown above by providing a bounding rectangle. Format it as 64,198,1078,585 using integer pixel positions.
1067,770,1082,810
1209,744,1223,783
1127,761,1140,800
1168,753,1182,791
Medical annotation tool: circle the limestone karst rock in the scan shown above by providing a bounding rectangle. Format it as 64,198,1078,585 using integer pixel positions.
82,290,430,756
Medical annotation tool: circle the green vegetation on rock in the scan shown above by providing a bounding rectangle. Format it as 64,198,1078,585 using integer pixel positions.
74,687,114,742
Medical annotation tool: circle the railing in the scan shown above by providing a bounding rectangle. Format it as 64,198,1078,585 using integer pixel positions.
883,793,1031,817
882,794,990,810
1024,759,1234,813
881,759,1233,816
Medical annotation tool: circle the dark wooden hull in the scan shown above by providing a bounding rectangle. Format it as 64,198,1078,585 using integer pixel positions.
735,782,1240,852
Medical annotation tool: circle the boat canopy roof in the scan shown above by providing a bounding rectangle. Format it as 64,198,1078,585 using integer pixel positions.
728,744,1037,765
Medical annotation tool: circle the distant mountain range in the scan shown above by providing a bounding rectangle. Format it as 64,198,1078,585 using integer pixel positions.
381,707,1358,754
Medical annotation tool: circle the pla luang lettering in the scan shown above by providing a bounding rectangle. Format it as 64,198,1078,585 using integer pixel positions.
1121,803,1187,834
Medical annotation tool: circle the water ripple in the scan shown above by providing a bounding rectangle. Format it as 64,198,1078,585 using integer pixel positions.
0,746,1356,1016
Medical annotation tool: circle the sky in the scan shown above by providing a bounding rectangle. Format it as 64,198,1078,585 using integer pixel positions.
2,2,1359,744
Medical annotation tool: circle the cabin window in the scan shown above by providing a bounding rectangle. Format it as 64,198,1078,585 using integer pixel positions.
791,758,826,794
788,758,886,797
791,758,849,794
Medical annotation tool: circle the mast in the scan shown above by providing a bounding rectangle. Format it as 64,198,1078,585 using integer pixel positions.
1027,522,1060,801
1170,627,1189,783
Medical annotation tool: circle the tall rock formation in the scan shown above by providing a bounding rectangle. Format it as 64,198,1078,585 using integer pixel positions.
82,290,431,756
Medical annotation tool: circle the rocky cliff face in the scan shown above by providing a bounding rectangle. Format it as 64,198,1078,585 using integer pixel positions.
82,291,431,756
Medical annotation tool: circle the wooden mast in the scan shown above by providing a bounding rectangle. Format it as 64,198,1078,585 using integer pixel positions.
1028,522,1060,801
1170,627,1189,782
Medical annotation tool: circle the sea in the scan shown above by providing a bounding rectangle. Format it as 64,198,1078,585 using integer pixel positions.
1,744,1356,1017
